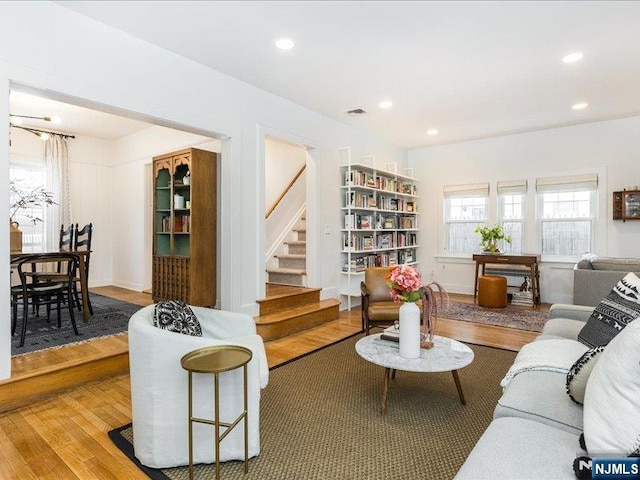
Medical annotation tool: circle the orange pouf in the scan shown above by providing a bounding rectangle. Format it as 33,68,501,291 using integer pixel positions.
478,275,508,308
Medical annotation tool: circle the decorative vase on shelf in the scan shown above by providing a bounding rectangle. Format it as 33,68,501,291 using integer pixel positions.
399,301,421,359
183,172,191,185
10,221,22,253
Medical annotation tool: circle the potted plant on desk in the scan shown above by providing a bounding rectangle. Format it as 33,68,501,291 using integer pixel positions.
9,180,56,252
475,224,511,254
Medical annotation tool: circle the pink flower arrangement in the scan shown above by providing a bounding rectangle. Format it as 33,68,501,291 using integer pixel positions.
386,265,425,303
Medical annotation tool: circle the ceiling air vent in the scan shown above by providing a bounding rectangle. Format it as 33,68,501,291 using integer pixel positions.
346,108,367,115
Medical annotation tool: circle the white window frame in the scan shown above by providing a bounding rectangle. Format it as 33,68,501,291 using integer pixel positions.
536,174,598,260
10,158,48,253
443,183,489,255
498,180,527,254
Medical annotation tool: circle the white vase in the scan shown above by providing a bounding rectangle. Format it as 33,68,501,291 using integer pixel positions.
399,301,421,359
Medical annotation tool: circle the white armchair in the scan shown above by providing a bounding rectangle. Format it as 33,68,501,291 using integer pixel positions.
128,304,269,468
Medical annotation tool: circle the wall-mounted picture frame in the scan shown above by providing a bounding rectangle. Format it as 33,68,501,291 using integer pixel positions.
385,162,397,174
404,167,414,178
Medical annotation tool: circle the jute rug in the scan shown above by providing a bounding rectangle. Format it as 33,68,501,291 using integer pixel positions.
11,293,142,356
109,335,516,480
442,300,549,332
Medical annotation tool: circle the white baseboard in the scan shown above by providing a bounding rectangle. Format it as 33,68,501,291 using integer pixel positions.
112,279,145,292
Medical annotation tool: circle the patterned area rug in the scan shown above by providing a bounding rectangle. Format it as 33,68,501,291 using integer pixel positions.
11,293,142,356
109,335,516,480
442,300,550,332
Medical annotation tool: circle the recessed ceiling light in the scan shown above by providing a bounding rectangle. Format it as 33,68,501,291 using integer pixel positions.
275,38,295,50
563,51,584,63
426,129,439,136
572,102,588,110
379,100,393,109
51,115,61,124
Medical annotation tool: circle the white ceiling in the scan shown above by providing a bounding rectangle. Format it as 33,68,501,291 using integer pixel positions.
59,1,640,149
10,91,152,141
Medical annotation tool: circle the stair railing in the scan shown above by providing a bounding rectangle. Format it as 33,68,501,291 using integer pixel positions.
265,164,306,219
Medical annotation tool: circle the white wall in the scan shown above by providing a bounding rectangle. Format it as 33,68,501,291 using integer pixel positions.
0,3,406,379
409,116,640,305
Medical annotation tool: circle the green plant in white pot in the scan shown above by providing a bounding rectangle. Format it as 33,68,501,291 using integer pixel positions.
474,225,511,253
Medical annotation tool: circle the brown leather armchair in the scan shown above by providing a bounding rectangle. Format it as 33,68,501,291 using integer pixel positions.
361,267,400,335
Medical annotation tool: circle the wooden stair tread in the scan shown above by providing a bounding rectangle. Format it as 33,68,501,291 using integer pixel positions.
275,253,306,259
284,240,306,245
257,286,320,303
266,267,306,275
255,299,340,324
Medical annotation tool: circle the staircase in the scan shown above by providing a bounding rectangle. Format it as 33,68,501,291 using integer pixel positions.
266,216,307,286
255,284,341,341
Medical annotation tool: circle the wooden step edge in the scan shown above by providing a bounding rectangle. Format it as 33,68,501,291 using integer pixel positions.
256,287,321,304
255,299,341,324
274,254,307,259
4,336,129,384
267,268,307,275
283,241,306,245
0,350,129,413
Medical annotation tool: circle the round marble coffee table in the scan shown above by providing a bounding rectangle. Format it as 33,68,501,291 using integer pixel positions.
355,334,475,414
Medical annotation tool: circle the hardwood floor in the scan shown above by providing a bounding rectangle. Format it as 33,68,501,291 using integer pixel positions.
0,287,547,479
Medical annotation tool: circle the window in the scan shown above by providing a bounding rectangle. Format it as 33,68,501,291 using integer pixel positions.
10,161,47,252
444,183,489,254
498,180,527,254
537,174,597,257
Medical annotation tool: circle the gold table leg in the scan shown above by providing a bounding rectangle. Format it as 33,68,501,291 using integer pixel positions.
381,367,392,415
452,369,466,405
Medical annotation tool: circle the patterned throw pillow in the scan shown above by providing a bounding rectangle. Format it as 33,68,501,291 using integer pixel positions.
583,317,640,457
566,346,605,404
153,300,202,337
578,272,640,347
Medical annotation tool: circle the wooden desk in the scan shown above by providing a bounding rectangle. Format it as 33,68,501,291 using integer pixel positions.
472,253,541,307
10,250,92,323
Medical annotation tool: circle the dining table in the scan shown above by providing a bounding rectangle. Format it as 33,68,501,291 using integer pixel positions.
10,249,92,323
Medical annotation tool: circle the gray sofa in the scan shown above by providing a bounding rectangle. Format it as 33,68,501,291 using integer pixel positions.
455,304,594,480
573,255,640,306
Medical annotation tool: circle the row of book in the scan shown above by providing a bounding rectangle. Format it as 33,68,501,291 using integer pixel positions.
341,249,416,272
343,233,418,251
344,170,417,196
159,215,191,233
344,213,417,230
345,191,417,212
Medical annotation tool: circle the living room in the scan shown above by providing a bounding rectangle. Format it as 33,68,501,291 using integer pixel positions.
2,2,640,479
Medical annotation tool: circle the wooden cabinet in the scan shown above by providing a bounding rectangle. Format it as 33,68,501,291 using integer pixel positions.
152,148,217,306
613,189,640,221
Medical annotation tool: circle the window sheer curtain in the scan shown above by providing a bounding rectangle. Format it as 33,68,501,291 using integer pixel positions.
44,136,72,251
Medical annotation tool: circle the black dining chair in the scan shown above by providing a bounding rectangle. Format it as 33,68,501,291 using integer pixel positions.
59,224,75,251
11,253,80,348
73,222,93,314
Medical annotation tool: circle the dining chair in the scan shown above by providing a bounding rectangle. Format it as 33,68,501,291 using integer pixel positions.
12,253,80,348
73,223,93,314
59,224,75,251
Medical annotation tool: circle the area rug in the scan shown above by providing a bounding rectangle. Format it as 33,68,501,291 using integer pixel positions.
11,293,142,356
442,300,550,332
109,335,516,480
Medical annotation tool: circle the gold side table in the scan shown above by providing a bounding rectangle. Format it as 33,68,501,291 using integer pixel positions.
181,345,253,480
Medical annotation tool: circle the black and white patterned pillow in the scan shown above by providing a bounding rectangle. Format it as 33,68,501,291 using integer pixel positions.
153,300,202,337
566,345,605,404
578,272,640,347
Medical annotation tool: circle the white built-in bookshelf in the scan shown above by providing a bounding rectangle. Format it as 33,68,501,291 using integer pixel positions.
339,148,420,309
